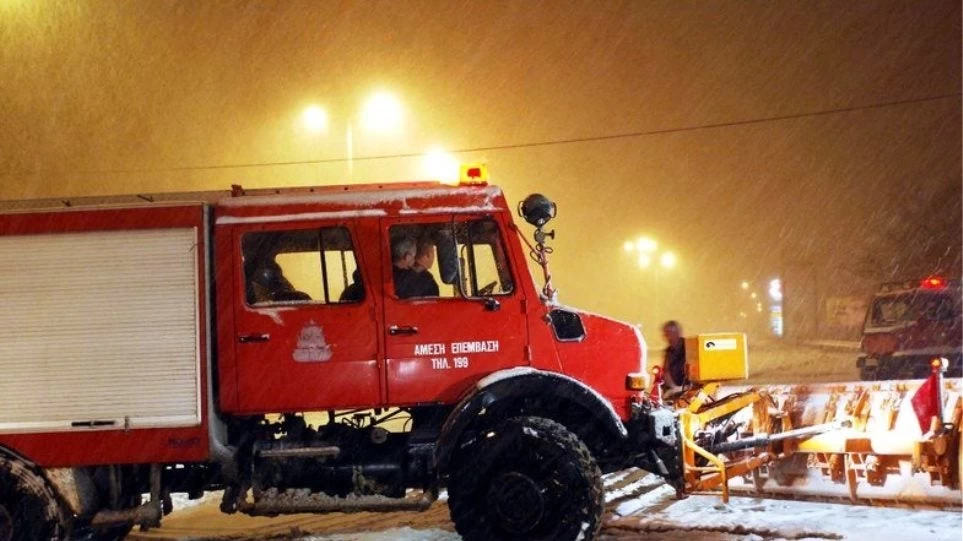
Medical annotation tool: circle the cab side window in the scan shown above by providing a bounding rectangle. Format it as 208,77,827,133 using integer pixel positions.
242,227,363,306
388,218,513,300
459,219,514,297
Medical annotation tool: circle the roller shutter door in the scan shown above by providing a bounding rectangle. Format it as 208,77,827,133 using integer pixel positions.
0,227,201,433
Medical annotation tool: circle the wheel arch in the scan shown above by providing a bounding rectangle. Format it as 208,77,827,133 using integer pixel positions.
435,368,628,477
0,443,33,465
0,444,100,519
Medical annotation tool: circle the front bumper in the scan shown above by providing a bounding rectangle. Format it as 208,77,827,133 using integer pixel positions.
622,401,685,490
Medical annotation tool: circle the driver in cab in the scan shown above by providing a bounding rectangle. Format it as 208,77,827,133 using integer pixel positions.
392,235,439,299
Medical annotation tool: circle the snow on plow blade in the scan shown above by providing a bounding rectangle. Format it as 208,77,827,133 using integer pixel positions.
678,376,962,508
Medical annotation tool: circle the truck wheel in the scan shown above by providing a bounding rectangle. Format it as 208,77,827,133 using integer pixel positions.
0,457,66,541
448,416,603,541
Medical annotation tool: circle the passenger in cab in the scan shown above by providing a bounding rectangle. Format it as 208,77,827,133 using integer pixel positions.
248,258,311,303
391,236,418,298
339,268,365,302
410,237,440,297
393,235,440,299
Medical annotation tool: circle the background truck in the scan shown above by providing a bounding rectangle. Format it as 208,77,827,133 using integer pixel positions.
857,277,963,380
0,181,678,541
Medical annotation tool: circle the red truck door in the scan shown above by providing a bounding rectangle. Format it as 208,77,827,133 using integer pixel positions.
229,219,381,412
381,215,528,405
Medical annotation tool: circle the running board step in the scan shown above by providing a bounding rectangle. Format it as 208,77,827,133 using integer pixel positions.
256,446,340,459
238,487,438,515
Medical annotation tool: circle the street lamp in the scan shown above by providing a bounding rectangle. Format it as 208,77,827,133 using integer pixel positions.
422,148,460,184
624,236,677,271
624,236,679,324
302,106,328,133
360,91,405,135
660,252,677,269
635,237,658,253
302,91,405,182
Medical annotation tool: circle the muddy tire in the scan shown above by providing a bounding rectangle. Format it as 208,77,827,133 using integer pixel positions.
0,457,66,541
448,416,603,541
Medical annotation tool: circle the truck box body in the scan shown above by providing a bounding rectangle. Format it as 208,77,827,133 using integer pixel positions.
0,204,210,466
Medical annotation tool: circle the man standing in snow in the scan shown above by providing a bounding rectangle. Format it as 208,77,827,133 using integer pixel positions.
662,320,687,394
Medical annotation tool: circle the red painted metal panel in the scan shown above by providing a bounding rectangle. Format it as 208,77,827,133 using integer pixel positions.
214,223,240,412
551,312,646,421
381,214,530,406
0,204,210,467
0,427,209,467
225,219,383,414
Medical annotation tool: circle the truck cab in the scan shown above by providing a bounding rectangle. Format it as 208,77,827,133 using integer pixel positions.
858,277,962,380
213,182,645,419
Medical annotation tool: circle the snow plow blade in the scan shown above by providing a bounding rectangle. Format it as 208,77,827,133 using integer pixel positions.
676,372,961,508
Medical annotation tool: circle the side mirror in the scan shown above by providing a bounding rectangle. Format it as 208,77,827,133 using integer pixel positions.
436,230,459,285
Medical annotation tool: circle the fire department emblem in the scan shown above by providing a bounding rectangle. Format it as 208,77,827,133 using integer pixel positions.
293,321,332,362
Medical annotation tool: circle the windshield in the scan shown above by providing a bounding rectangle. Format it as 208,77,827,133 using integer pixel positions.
869,292,960,327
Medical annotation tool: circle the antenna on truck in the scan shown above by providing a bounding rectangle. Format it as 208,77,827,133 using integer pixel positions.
518,193,558,302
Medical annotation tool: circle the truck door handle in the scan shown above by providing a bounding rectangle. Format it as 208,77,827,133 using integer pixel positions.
239,333,270,343
389,325,419,336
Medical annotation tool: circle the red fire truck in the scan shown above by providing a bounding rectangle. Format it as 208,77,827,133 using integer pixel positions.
857,277,963,380
0,181,680,541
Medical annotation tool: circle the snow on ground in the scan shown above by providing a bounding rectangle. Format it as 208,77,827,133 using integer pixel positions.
298,528,459,541
168,490,222,512
743,341,861,383
282,493,962,541
606,493,962,541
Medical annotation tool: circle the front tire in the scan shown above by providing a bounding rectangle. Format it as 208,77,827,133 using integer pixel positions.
448,416,604,541
0,457,66,541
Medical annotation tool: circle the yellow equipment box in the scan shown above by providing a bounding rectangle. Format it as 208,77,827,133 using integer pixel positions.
685,333,749,383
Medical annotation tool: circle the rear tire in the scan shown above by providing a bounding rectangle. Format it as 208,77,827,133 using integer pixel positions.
0,457,66,541
448,416,603,541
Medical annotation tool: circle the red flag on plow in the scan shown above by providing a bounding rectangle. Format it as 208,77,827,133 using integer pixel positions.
910,362,943,433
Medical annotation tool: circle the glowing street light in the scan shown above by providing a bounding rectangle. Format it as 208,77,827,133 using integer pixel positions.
360,91,405,135
635,237,658,253
301,91,405,181
422,148,460,184
660,252,677,269
624,236,677,271
302,106,328,133
740,280,750,290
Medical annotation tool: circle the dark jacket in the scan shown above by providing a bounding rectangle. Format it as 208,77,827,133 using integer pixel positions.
394,267,440,299
663,340,687,388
